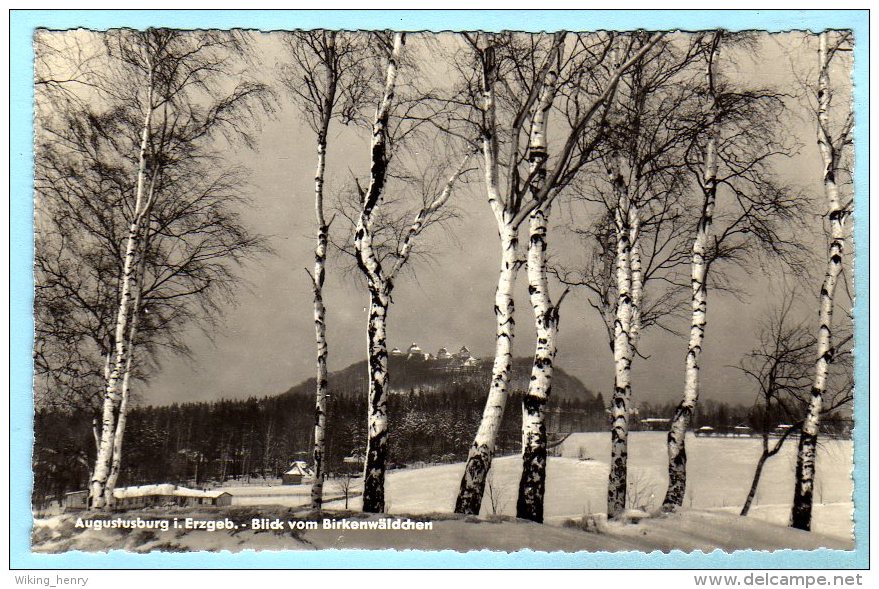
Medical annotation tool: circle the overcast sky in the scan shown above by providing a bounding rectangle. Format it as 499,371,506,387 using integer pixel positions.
133,31,849,408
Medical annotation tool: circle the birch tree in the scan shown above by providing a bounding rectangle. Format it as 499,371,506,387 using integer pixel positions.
603,37,708,517
36,130,265,496
445,31,662,516
790,30,854,531
551,34,699,517
34,29,271,509
662,31,807,511
343,33,472,512
279,31,374,510
734,290,852,517
515,43,572,522
104,232,151,501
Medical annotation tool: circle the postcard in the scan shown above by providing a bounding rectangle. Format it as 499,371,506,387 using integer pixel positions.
9,8,869,571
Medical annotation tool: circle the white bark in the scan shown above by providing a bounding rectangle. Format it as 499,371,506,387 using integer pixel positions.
629,202,643,346
517,203,564,523
607,154,635,518
298,31,340,511
104,229,151,505
456,221,520,514
455,42,520,515
458,34,659,515
517,63,561,523
90,82,154,509
663,33,721,511
310,133,330,510
104,337,135,505
791,31,849,531
362,287,390,513
354,33,404,514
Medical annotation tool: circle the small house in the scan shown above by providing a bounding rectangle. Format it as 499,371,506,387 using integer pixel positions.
773,424,793,436
63,485,235,511
639,417,670,431
282,461,313,485
213,491,233,507
172,487,234,507
64,490,89,511
113,484,178,509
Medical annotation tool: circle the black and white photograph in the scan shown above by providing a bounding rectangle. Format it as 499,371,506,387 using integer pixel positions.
21,12,862,558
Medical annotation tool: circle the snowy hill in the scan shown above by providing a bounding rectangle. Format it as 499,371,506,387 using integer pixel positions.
280,355,600,403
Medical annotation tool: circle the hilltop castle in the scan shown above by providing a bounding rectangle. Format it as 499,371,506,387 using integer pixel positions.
390,343,479,367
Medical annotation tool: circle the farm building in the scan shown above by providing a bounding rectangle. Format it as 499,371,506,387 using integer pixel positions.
342,455,365,469
113,484,179,509
171,487,233,507
212,491,234,506
282,461,313,485
63,485,234,511
639,417,670,431
64,490,89,511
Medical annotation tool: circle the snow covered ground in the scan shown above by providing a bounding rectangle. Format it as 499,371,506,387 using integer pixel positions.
321,432,853,540
35,432,852,553
218,432,852,540
32,507,851,553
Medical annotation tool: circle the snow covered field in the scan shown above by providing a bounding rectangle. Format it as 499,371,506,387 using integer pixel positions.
222,432,853,540
322,432,852,538
35,432,852,553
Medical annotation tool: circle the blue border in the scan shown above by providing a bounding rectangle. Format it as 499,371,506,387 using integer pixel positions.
9,9,869,569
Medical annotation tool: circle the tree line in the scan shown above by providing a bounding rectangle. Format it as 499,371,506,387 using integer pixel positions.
37,373,840,510
33,27,854,533
32,379,597,507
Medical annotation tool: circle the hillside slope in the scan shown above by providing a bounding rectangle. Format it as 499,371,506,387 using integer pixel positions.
281,355,599,403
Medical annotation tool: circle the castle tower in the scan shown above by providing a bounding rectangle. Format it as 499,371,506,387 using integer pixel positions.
406,342,424,359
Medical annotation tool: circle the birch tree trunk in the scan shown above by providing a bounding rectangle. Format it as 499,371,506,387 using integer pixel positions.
629,203,643,346
104,337,136,505
516,62,562,522
662,35,720,511
104,230,151,505
355,152,467,516
310,133,330,510
455,42,521,515
354,33,403,514
661,155,716,511
791,31,848,531
607,154,635,518
741,452,768,517
455,221,520,515
362,285,391,513
90,88,154,509
516,203,563,523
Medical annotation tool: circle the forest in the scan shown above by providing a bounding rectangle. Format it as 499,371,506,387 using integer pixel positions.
33,27,854,535
37,357,852,511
